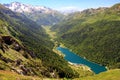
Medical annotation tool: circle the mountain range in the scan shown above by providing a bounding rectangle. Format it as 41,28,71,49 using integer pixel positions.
4,2,54,13
4,2,64,25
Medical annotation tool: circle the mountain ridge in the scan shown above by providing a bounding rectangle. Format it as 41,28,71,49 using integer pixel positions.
4,2,54,14
3,2,64,25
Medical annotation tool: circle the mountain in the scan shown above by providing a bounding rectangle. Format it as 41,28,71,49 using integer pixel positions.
3,2,53,13
0,4,78,78
4,2,64,25
1,1,120,79
51,3,120,69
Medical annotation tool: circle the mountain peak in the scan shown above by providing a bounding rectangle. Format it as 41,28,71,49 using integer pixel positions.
3,2,53,13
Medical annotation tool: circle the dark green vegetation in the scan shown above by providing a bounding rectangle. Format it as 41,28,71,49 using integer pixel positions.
51,3,120,69
0,4,79,78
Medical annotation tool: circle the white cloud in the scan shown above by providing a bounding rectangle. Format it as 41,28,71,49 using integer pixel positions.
58,6,80,11
57,6,81,13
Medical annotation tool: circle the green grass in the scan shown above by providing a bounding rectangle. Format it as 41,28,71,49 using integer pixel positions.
0,70,42,80
42,26,57,41
69,64,94,77
74,69,120,80
0,49,27,61
0,69,119,80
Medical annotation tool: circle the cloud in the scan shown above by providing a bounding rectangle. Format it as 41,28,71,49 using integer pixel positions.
58,6,80,11
57,6,81,13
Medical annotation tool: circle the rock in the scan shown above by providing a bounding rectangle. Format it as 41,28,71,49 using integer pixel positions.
11,67,23,75
2,36,23,51
2,36,13,45
20,65,29,75
15,59,23,66
13,43,22,51
22,52,29,58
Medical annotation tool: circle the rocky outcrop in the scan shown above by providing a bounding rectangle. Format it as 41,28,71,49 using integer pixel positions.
0,35,38,76
2,36,22,52
2,36,14,45
0,36,8,53
0,36,36,58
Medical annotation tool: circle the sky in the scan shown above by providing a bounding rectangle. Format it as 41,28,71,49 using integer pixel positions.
0,0,120,11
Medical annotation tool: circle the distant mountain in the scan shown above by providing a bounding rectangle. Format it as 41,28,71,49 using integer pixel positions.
4,2,64,25
4,2,53,13
51,3,120,69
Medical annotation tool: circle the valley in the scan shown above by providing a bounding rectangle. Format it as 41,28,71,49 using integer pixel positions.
0,4,79,79
43,26,95,77
43,25,106,74
51,3,120,70
0,1,120,80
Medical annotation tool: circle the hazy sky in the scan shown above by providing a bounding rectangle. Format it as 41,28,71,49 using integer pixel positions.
0,0,120,11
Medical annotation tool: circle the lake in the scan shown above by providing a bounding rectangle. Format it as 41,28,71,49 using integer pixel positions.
57,46,107,74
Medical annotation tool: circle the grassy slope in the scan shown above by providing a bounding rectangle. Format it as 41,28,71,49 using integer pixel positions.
74,69,120,80
0,69,119,80
0,70,42,80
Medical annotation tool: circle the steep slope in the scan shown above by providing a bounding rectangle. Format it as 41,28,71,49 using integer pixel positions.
4,2,64,25
0,35,46,77
0,4,79,78
51,3,120,69
74,69,120,80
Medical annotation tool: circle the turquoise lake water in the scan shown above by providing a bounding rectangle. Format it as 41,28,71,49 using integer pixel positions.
57,47,107,74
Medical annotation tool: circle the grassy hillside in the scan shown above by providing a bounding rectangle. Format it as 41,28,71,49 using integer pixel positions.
51,3,120,69
0,70,42,80
74,69,120,80
0,69,119,80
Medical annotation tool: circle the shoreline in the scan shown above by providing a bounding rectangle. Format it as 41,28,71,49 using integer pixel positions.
68,61,92,72
58,44,108,71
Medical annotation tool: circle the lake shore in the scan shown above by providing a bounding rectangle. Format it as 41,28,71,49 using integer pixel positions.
57,46,107,74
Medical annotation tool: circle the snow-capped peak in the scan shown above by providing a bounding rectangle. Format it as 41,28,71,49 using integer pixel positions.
4,2,53,13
